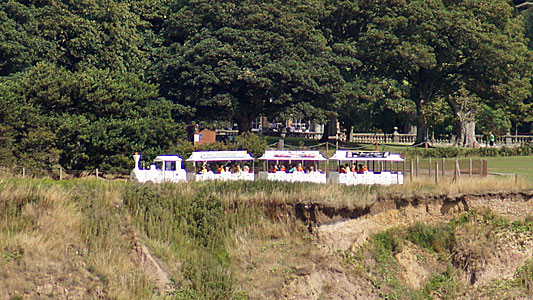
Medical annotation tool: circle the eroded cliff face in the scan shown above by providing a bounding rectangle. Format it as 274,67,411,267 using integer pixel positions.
251,191,533,300
282,191,533,230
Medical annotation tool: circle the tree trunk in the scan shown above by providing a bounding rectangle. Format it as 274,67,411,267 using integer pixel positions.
447,98,477,147
236,114,254,134
320,114,338,142
414,100,428,145
463,120,477,147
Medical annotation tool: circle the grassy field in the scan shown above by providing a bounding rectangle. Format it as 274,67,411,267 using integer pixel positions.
483,156,533,182
400,156,533,182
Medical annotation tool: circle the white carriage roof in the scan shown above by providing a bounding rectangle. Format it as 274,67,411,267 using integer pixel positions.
186,151,254,162
329,150,404,161
258,150,327,161
153,155,183,162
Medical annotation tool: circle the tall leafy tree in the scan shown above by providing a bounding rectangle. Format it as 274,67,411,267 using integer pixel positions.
157,0,345,133
345,0,531,146
1,62,185,171
0,0,52,75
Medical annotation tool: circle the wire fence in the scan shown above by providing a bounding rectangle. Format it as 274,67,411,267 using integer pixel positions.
0,157,516,183
0,166,129,180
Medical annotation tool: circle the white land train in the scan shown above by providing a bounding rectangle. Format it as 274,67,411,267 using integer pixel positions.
329,150,405,185
130,150,405,185
130,154,187,183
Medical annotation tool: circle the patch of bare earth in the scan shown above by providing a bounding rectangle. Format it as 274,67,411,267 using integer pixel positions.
0,239,106,299
395,244,445,290
249,191,533,299
130,234,175,294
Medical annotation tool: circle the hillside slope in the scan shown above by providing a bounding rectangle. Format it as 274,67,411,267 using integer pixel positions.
0,177,531,299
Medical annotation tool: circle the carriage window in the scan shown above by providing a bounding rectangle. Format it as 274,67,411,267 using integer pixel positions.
165,161,177,171
154,161,163,170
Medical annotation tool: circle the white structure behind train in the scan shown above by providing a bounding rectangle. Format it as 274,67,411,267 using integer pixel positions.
130,154,187,183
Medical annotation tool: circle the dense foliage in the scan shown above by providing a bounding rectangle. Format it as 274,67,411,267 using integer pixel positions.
0,0,532,170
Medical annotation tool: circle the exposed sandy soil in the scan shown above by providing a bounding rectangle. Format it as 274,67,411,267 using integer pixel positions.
269,191,533,300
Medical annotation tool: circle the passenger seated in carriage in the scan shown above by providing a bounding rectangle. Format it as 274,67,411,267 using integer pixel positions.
357,164,368,173
199,164,207,175
297,163,304,172
307,166,315,173
279,165,287,172
216,165,224,174
243,165,251,173
351,165,357,173
339,164,348,174
288,165,296,173
269,164,277,173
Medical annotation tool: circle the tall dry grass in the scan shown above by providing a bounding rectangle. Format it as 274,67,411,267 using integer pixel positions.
0,179,159,299
400,174,532,195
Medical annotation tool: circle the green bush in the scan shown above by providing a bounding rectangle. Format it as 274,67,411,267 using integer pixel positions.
517,259,533,295
231,133,267,159
122,183,260,300
402,144,533,158
406,222,451,253
371,230,402,262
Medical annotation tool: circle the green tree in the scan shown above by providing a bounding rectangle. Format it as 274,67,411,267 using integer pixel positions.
1,0,156,75
349,0,532,145
1,62,185,171
157,0,345,134
518,6,533,134
0,0,51,75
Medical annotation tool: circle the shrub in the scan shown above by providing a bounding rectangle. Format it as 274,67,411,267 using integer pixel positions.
517,259,533,295
406,222,451,253
122,183,259,299
401,144,533,158
371,230,402,261
231,133,267,159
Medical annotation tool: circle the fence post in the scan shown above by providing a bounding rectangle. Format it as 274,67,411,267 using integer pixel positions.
410,159,413,182
435,161,439,185
22,167,26,178
452,160,459,183
403,160,406,175
96,168,99,179
480,159,483,176
59,168,63,180
469,158,472,176
515,172,518,185
416,157,419,177
481,160,488,177
456,159,461,178
428,158,432,177
442,158,445,176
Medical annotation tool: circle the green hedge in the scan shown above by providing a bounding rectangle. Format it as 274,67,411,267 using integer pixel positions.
401,145,533,158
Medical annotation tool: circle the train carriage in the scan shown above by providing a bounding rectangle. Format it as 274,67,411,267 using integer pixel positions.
186,150,255,181
257,150,327,184
329,151,404,185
